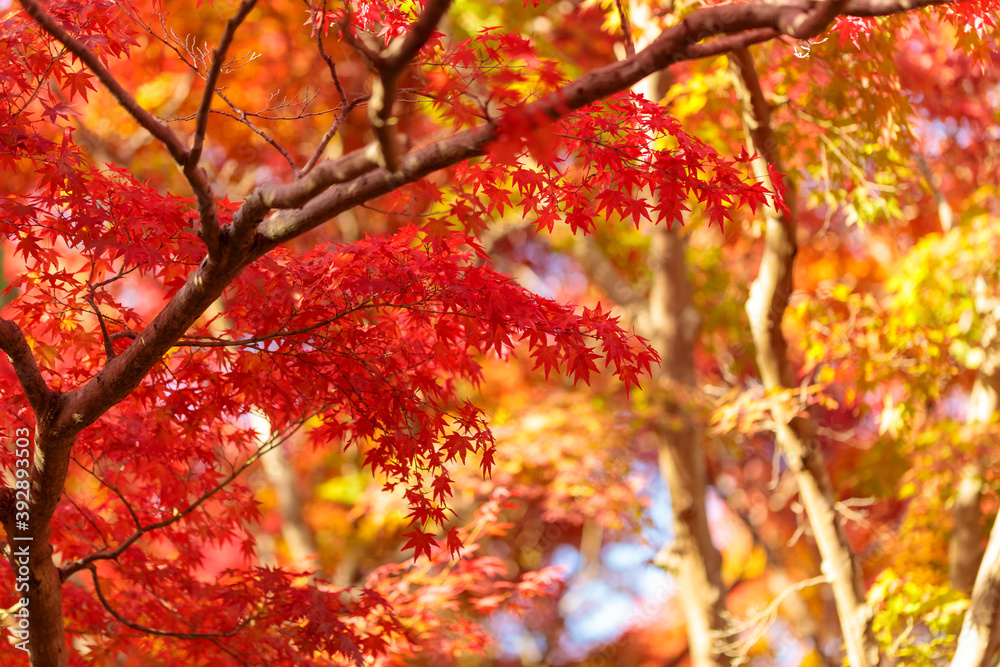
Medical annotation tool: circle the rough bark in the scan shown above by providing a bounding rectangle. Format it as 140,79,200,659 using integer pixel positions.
19,528,67,667
942,268,1000,592
950,467,985,593
577,220,730,665
912,153,987,595
946,177,990,594
712,463,839,662
728,47,880,667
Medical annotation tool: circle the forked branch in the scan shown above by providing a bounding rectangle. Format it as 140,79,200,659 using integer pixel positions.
60,415,313,580
18,0,260,261
729,45,880,666
88,566,257,639
0,318,53,416
304,0,357,174
364,0,454,171
188,0,259,169
16,0,189,164
40,0,954,474
187,0,260,259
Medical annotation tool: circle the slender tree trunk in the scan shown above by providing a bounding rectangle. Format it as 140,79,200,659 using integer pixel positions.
575,220,730,664
941,171,988,594
259,443,323,572
0,320,63,667
727,47,880,667
23,532,68,667
951,515,1000,667
950,465,984,593
240,351,323,576
619,6,731,659
915,150,986,595
649,226,730,666
950,296,1000,666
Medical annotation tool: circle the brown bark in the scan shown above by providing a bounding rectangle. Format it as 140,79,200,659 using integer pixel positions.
950,467,984,593
578,220,730,665
712,462,840,661
728,47,880,667
949,279,1000,597
912,155,986,595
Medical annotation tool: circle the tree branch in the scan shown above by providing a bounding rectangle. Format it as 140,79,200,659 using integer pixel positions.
614,0,635,57
256,0,951,246
303,97,365,175
39,0,957,465
0,317,53,416
61,416,310,580
84,286,116,360
188,0,258,169
384,0,453,68
304,1,359,175
951,520,1000,666
367,0,453,171
187,0,259,260
88,566,256,639
215,87,300,174
232,142,383,240
950,275,1000,664
173,297,378,349
783,0,850,38
728,45,880,667
15,0,189,165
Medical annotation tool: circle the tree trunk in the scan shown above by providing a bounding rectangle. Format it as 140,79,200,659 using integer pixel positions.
951,517,1000,667
649,226,730,666
1,427,74,667
619,6,732,659
259,443,323,573
728,47,881,667
949,292,1000,666
916,150,986,595
24,535,68,667
950,465,984,594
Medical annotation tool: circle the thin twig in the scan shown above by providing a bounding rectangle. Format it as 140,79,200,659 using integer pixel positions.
85,285,116,360
188,0,260,167
10,47,68,120
186,0,259,258
316,0,349,107
718,575,831,664
88,565,257,639
214,88,299,174
17,0,189,163
0,318,53,415
174,297,379,348
366,0,453,171
613,0,635,58
302,99,365,175
303,0,358,174
60,416,315,580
